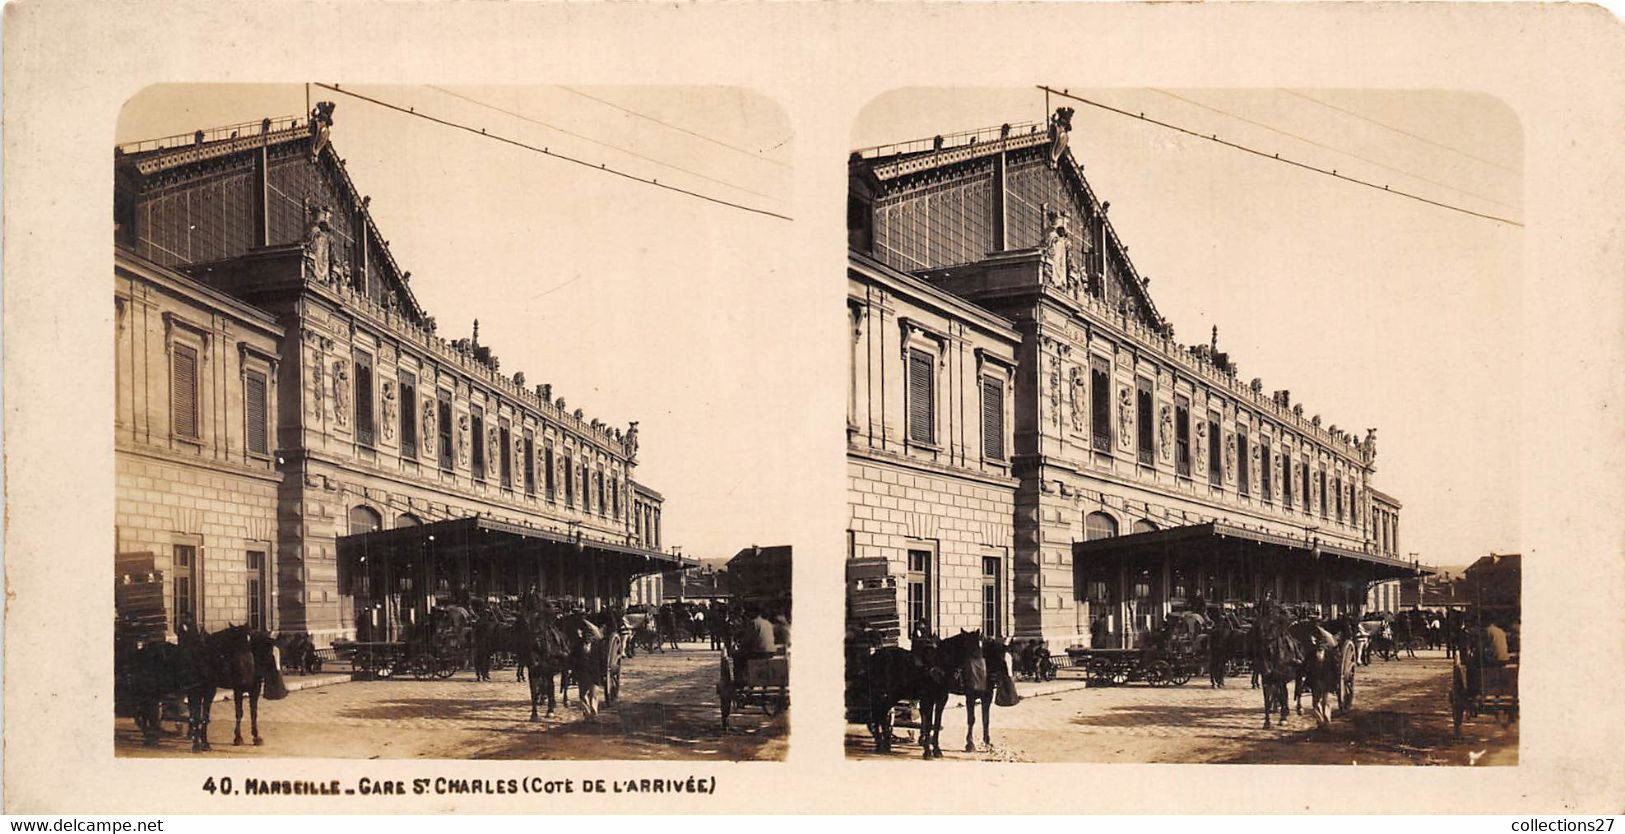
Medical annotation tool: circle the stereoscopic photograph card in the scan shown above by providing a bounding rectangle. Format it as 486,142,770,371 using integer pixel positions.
4,0,1624,816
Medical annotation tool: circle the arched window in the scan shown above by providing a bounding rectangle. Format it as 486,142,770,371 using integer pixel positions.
1132,519,1159,535
349,505,383,535
395,513,422,528
1084,511,1118,541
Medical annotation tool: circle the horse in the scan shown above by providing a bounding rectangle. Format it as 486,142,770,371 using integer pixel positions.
129,625,286,750
559,613,609,716
951,634,1012,753
516,609,573,721
473,614,525,683
864,629,985,759
1256,605,1310,729
1208,615,1250,688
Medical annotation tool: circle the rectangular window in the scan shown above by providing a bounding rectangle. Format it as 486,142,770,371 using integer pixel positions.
564,452,575,506
908,349,935,444
1334,475,1344,522
545,443,556,500
981,376,1005,461
596,470,606,516
981,556,1002,638
1090,357,1111,452
612,480,621,518
244,370,269,456
1281,445,1293,507
1135,379,1154,466
1260,439,1273,501
354,352,374,447
1237,428,1250,496
471,406,486,481
906,549,933,635
499,418,513,489
173,544,197,628
1207,414,1223,485
171,344,200,439
1174,395,1191,477
1319,468,1328,519
582,465,592,513
399,372,417,458
436,394,453,471
246,550,266,631
523,431,536,495
1302,461,1312,515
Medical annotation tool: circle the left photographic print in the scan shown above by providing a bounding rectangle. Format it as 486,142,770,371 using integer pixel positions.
112,84,794,761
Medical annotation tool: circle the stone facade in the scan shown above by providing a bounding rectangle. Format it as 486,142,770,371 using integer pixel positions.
115,253,284,635
115,105,670,642
848,254,1019,643
848,110,1409,647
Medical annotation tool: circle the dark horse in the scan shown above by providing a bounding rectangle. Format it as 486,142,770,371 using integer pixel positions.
865,629,986,759
951,634,1013,753
1207,614,1251,689
126,625,286,750
517,609,573,721
473,614,525,683
1256,607,1334,729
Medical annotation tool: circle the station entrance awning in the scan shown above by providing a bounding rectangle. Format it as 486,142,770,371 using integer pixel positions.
1071,520,1428,581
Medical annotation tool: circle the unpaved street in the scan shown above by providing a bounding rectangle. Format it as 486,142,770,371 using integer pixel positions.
847,649,1516,765
118,647,786,761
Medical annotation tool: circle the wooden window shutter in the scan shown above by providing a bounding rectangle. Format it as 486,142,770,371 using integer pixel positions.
172,345,199,438
981,376,1004,460
245,371,268,454
908,349,934,443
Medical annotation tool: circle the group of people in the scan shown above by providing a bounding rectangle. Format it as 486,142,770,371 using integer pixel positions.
648,600,790,656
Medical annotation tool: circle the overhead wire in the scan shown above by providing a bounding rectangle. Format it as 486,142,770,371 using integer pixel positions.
1037,86,1522,228
1148,88,1519,212
314,83,793,222
1280,89,1518,174
427,85,780,202
557,85,793,168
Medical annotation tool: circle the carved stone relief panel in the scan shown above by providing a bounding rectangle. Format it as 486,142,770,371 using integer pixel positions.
1117,386,1133,450
331,359,349,426
1159,405,1173,461
1068,365,1085,434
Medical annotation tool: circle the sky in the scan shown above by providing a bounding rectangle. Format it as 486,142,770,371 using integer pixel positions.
856,88,1524,568
117,84,800,562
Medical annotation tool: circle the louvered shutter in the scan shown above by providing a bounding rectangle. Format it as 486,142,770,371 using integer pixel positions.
172,345,199,438
245,371,268,454
908,349,934,443
981,377,1004,460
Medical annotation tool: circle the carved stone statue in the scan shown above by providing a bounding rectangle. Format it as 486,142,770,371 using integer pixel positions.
310,355,325,418
1224,432,1236,479
1048,106,1075,167
1117,387,1133,450
487,427,499,471
1040,204,1071,288
422,397,436,457
1159,405,1172,461
331,360,349,426
1048,354,1063,429
1362,428,1378,457
1195,419,1207,462
1067,366,1085,434
302,202,335,284
624,421,640,460
381,381,396,440
456,414,470,465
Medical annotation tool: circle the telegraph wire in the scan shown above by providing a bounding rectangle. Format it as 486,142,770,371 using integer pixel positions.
1037,85,1523,228
557,85,793,169
427,85,780,202
1280,89,1519,174
314,83,793,222
1148,88,1519,212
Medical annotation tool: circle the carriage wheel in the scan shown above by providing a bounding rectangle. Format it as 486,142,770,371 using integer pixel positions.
1145,660,1170,687
762,689,784,717
375,658,396,679
434,656,457,680
411,654,436,681
1171,664,1193,687
1337,642,1357,714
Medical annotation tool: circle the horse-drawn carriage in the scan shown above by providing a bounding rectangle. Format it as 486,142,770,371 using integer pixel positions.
1449,603,1519,736
718,650,789,730
1068,644,1199,687
336,604,477,680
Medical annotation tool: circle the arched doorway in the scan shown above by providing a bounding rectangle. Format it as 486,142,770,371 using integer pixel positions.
1081,512,1120,648
347,505,384,639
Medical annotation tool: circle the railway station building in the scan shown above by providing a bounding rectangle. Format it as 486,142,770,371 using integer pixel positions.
114,103,685,643
846,110,1425,649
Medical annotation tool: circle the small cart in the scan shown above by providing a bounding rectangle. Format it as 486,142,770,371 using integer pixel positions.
718,650,789,730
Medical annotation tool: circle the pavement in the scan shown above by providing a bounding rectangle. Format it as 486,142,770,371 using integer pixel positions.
848,649,1518,765
117,642,787,760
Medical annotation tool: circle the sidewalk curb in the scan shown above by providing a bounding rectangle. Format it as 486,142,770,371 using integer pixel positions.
210,672,353,703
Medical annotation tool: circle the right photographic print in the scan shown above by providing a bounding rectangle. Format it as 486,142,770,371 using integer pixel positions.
843,87,1521,765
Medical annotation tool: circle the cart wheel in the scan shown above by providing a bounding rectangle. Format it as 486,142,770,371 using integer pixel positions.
434,657,457,680
1145,661,1170,686
1171,665,1193,687
411,654,435,681
375,659,395,680
763,691,783,717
